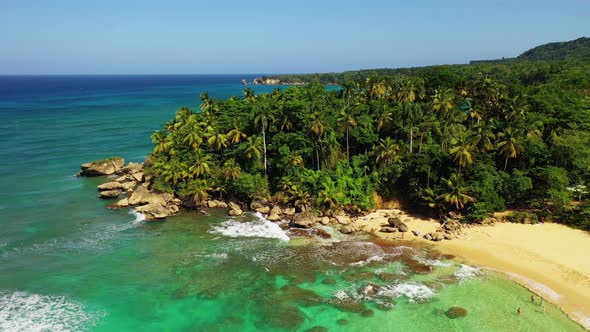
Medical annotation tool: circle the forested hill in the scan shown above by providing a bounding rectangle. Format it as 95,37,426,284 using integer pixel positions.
263,37,589,84
517,37,590,62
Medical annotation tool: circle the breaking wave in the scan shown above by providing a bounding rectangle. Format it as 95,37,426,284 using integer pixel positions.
209,212,290,242
0,290,103,332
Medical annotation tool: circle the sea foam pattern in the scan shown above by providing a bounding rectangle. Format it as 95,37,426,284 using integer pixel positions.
209,212,290,242
0,290,103,332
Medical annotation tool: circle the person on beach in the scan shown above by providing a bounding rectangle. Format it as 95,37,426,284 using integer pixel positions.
517,307,522,315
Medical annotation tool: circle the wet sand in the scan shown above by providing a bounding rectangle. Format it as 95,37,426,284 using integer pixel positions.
355,209,590,330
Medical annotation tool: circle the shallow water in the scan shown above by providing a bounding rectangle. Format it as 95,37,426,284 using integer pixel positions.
0,76,584,331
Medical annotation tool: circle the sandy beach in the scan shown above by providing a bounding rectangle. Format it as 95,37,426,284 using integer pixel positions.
356,209,590,330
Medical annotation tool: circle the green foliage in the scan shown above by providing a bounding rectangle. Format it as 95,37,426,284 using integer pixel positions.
144,38,590,222
227,173,269,200
506,211,539,224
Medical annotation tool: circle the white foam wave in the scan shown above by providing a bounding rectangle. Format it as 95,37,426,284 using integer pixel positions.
209,213,290,242
506,272,561,301
0,290,103,332
129,209,146,225
573,313,590,330
378,282,435,303
454,264,483,281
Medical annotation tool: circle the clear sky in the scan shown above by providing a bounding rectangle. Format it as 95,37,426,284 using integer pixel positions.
0,0,588,74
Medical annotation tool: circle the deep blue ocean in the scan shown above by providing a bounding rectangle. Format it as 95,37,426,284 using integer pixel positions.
0,75,583,331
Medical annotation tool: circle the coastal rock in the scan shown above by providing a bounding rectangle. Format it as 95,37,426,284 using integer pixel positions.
135,202,169,219
380,227,398,233
120,181,137,192
292,211,316,228
270,206,282,215
128,186,166,206
250,199,267,210
97,181,122,191
283,207,296,216
228,202,243,216
360,283,381,296
319,217,330,225
336,215,351,225
445,306,467,319
206,200,219,208
267,212,281,221
125,162,143,174
340,225,355,234
110,197,129,208
388,217,408,232
214,200,228,208
412,230,421,237
99,190,120,199
131,172,144,182
79,157,125,176
115,175,131,183
424,232,444,242
255,206,271,214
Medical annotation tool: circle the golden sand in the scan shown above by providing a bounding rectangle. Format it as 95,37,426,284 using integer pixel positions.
354,209,590,329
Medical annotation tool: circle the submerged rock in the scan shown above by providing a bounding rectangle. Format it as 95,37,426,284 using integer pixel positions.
336,319,349,326
340,225,355,234
445,306,467,319
79,157,124,176
305,327,328,332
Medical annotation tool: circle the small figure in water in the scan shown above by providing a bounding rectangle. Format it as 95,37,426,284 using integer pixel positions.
517,307,522,315
541,299,545,313
531,295,535,303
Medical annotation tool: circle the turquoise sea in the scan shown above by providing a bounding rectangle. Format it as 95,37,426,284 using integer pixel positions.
0,75,584,331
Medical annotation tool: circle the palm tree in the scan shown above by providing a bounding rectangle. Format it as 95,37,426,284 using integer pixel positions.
207,131,228,152
151,131,171,155
244,136,263,160
450,137,476,173
160,159,189,186
432,89,455,120
469,121,496,153
183,125,204,149
436,173,476,210
200,92,214,113
308,111,326,170
190,149,212,178
227,122,246,145
243,87,256,104
253,103,275,176
497,127,523,171
189,179,211,205
221,159,241,181
376,101,395,132
400,101,423,153
339,106,358,161
374,137,401,165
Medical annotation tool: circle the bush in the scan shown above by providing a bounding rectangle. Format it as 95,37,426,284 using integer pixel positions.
506,211,539,224
228,173,269,200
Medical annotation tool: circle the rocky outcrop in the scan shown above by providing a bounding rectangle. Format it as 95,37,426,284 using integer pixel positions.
340,225,355,234
387,216,408,232
380,227,398,233
79,157,125,176
292,211,316,228
99,190,120,199
228,202,243,216
423,232,445,242
97,181,122,191
336,215,351,225
255,206,270,214
267,206,282,221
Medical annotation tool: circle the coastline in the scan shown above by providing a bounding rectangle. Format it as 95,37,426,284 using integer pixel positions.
356,209,590,330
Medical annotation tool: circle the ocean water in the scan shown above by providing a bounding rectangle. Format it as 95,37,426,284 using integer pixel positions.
0,75,584,331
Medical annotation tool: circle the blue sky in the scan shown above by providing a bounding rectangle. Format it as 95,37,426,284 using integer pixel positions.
0,0,588,74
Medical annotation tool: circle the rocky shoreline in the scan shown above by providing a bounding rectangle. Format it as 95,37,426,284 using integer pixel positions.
79,157,497,243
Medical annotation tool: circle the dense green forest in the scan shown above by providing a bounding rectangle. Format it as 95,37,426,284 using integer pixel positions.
146,38,590,229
